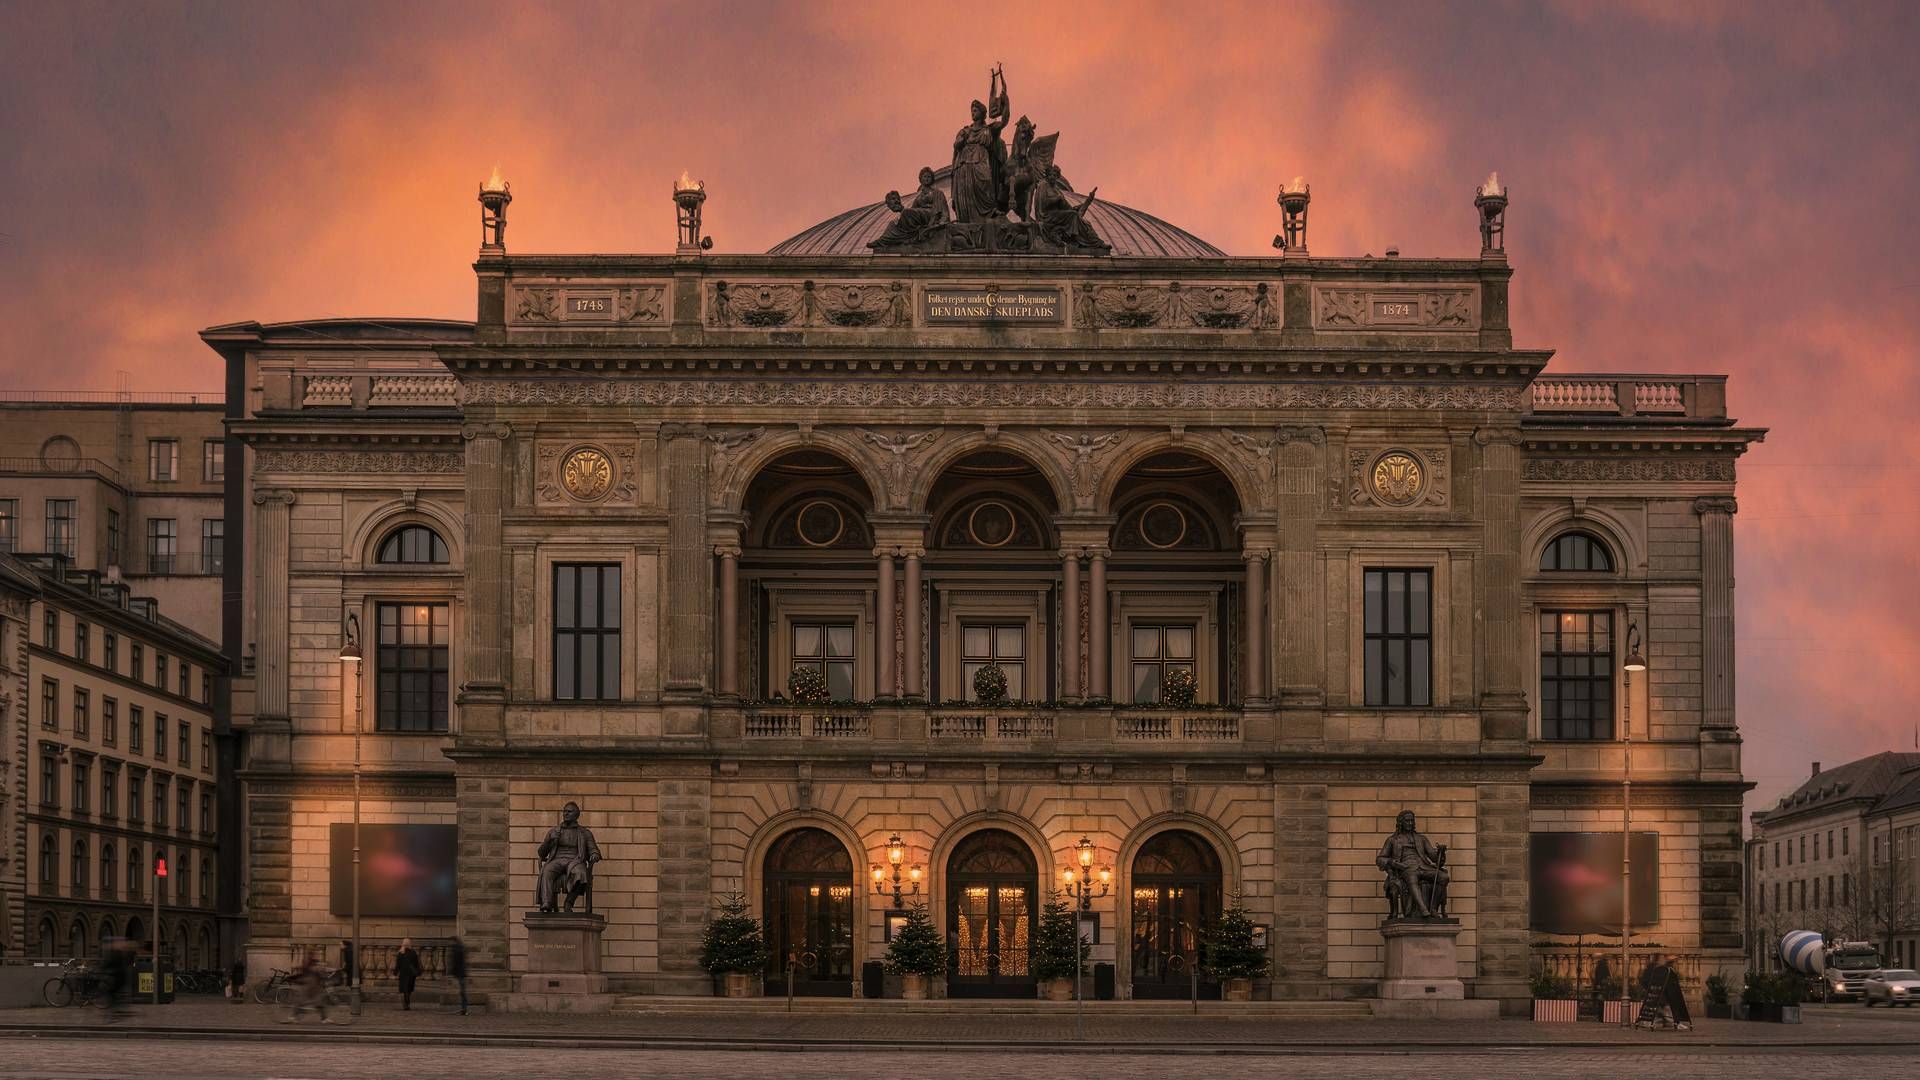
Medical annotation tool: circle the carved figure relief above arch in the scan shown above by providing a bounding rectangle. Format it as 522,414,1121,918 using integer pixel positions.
909,430,1073,514
1095,432,1264,516
345,498,467,568
715,429,888,516
1521,503,1643,575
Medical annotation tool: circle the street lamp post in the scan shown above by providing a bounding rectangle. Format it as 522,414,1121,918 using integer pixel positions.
1620,622,1647,1024
339,629,364,1016
870,833,922,909
1060,837,1112,1040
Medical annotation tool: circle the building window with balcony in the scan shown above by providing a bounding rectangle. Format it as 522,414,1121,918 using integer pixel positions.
129,705,143,753
552,565,619,702
1363,569,1432,707
72,687,88,738
201,519,224,575
377,525,449,564
1540,610,1614,740
203,440,224,482
154,715,167,760
791,620,856,702
72,759,90,814
148,439,178,482
40,754,58,808
127,773,143,822
146,519,176,574
378,602,452,730
107,508,120,566
45,499,76,558
1127,623,1194,704
41,678,57,730
102,765,117,819
0,499,16,552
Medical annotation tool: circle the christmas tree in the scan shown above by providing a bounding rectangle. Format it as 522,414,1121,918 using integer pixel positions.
883,903,946,976
699,892,769,975
1201,900,1271,980
1032,891,1084,981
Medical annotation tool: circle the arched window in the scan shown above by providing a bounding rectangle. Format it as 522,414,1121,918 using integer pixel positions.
124,916,145,947
72,840,89,897
97,918,116,954
1541,531,1613,572
199,855,211,906
68,917,86,959
37,915,58,958
376,525,449,565
127,845,143,899
100,842,116,896
38,836,55,891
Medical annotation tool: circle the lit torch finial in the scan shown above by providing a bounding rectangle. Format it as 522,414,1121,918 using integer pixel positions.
477,165,512,252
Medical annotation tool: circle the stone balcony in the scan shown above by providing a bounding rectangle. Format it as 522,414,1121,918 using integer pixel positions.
730,703,1250,749
1527,374,1726,420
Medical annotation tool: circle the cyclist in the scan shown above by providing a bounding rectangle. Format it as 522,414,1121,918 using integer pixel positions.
281,949,330,1024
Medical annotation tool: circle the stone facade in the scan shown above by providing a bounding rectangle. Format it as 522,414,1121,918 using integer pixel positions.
203,190,1761,1011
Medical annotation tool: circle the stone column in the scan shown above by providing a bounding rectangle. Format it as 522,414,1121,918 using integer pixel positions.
903,547,924,700
1060,550,1081,699
1274,428,1325,738
662,426,710,700
716,543,741,697
874,548,896,700
250,490,296,725
1088,548,1109,700
1475,428,1529,741
461,424,511,739
1244,550,1268,701
1696,496,1737,730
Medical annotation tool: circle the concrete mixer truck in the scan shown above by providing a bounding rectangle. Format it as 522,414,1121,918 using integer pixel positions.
1781,930,1883,1001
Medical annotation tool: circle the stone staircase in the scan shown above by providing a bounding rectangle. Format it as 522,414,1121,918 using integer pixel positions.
611,995,1374,1018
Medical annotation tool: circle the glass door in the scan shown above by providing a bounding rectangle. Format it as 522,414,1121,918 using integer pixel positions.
1129,831,1223,999
947,830,1037,998
763,829,855,996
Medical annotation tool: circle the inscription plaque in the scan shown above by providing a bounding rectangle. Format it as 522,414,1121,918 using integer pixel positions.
567,294,615,321
1371,298,1421,324
923,286,1064,325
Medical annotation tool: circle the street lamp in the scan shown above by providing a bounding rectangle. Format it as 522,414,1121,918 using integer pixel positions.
1060,837,1112,1039
870,833,921,909
1619,621,1647,1023
339,621,364,1016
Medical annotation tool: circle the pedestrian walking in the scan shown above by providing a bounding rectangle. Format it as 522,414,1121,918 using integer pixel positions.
1662,954,1693,1031
281,949,328,1024
226,958,246,1003
395,938,422,1010
101,938,134,1023
337,939,355,988
448,936,470,1015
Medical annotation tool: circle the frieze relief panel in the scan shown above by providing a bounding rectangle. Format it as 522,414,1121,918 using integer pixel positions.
533,440,640,506
508,282,668,327
708,281,913,329
1347,445,1450,509
1523,457,1736,482
1071,282,1278,330
255,449,465,475
1312,286,1479,331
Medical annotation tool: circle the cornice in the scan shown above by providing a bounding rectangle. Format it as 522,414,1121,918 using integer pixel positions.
438,350,1552,380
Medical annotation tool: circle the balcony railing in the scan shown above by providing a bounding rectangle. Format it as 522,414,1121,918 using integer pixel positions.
743,705,871,738
929,708,1057,741
296,373,460,411
1528,375,1725,419
1114,709,1242,742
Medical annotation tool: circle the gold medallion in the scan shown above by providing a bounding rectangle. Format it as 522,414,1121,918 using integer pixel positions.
1371,452,1426,506
561,447,613,501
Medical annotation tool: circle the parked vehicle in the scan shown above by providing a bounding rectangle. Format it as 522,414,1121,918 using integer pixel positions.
1780,931,1883,1001
1864,968,1920,1007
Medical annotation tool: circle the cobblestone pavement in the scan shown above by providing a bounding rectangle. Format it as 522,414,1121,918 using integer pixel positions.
0,1038,1915,1080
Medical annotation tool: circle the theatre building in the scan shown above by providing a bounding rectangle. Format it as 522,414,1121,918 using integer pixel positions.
204,119,1760,1009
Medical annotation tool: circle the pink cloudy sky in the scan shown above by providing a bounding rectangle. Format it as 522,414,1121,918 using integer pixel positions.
3,1,1917,813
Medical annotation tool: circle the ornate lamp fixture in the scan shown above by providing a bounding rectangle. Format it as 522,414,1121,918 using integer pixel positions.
478,165,511,252
1060,836,1112,911
675,171,714,253
1273,176,1310,254
871,833,922,909
1618,620,1647,1022
1475,171,1508,255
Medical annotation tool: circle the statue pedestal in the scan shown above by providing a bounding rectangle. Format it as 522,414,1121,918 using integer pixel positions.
1372,920,1498,1019
502,912,615,1013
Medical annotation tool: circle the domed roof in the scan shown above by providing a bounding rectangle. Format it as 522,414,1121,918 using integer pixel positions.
768,166,1225,258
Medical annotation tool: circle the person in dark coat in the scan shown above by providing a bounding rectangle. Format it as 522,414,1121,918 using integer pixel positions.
101,938,135,1021
1662,954,1693,1031
395,938,422,1010
448,936,469,1016
337,940,355,988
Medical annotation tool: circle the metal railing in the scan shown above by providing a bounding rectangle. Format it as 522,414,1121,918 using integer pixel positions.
0,455,126,485
1532,947,1708,993
0,390,219,405
291,940,451,982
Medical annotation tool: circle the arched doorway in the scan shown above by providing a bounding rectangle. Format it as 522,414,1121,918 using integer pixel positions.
37,915,58,958
67,916,87,959
947,829,1037,998
1130,830,1224,999
97,918,117,955
123,916,144,948
762,828,855,997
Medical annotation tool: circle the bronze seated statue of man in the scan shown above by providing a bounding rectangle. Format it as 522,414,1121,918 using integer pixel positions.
1376,810,1451,921
535,801,602,914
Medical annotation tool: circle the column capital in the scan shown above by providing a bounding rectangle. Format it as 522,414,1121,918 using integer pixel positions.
1241,548,1274,564
1274,424,1325,446
712,543,742,559
900,545,927,560
251,488,297,507
1472,427,1525,447
460,421,512,441
1693,496,1738,517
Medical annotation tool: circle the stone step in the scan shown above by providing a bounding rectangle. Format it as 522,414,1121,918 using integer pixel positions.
610,996,1374,1018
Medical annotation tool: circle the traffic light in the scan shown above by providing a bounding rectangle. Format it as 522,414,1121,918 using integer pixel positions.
155,855,168,878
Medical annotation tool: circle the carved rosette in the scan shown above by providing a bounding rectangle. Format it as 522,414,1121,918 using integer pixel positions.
1348,446,1450,509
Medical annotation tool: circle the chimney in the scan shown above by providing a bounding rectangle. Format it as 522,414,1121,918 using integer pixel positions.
1811,762,1822,777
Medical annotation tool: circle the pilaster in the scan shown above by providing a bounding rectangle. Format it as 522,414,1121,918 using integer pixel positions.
457,772,513,997
1272,782,1329,998
459,423,510,736
1474,428,1528,743
1274,426,1325,739
662,425,712,729
1695,497,1737,730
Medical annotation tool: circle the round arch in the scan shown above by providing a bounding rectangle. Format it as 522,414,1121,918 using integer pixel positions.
739,809,871,983
1095,435,1261,518
1114,813,1244,998
926,810,1052,952
96,916,117,953
123,916,145,947
907,432,1073,515
346,499,467,568
717,431,889,516
1523,505,1641,574
67,913,90,959
37,914,58,958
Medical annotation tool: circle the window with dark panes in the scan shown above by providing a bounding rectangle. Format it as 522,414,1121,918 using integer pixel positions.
962,622,1028,702
148,438,178,481
104,698,117,745
104,632,117,673
1128,623,1194,704
72,841,87,895
38,836,55,891
107,508,120,566
1539,610,1614,740
40,754,58,807
146,518,176,574
202,672,210,703
154,654,167,690
178,662,189,698
74,621,88,663
72,687,88,737
201,519,223,575
199,854,211,904
72,759,89,814
0,499,16,552
790,620,855,701
100,842,115,896
127,845,141,898
129,705,143,753
200,788,211,833
378,602,451,730
553,565,620,701
203,440,224,482
128,773,143,822
177,783,190,834
102,765,117,819
1363,569,1432,707
176,855,188,902
41,678,57,730
178,723,189,766
130,643,143,684
201,730,210,771
44,608,57,648
45,499,76,558
154,714,166,760
153,776,167,828
377,525,449,564
1540,531,1614,572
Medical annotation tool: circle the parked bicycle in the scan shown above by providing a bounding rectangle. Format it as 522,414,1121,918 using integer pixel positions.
42,959,110,1008
250,967,293,1005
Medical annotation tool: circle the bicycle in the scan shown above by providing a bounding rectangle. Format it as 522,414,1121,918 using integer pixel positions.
42,960,109,1008
277,974,353,1024
251,967,292,1005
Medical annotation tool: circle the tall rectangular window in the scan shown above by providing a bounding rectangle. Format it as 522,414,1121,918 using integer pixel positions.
128,773,143,822
1127,623,1194,704
107,508,120,566
962,622,1028,702
154,714,167,760
153,776,168,828
178,722,189,766
41,678,57,730
201,730,210,770
74,621,89,663
72,687,89,737
1363,569,1432,707
40,755,58,807
1539,610,1615,740
131,643,143,683
104,632,117,673
146,519,177,574
200,788,212,833
44,607,57,647
0,499,16,552
177,783,190,834
72,759,90,814
790,620,855,701
203,440,224,482
1844,827,1850,856
178,661,190,698
378,602,452,730
129,705,143,753
552,565,620,701
201,519,224,575
103,697,118,745
148,438,178,481
45,499,76,558
102,765,118,819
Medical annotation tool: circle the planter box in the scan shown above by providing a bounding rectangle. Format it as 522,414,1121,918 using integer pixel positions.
1779,1004,1802,1024
1744,1002,1779,1022
723,972,753,998
1533,998,1578,1022
1223,977,1253,1002
1705,1002,1732,1019
901,973,929,1000
1043,978,1074,1002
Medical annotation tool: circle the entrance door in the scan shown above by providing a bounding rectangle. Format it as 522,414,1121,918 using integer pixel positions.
1130,830,1223,999
763,828,855,996
947,829,1038,998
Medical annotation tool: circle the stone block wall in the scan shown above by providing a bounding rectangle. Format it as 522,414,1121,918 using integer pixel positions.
507,780,661,982
286,796,458,945
1325,786,1479,984
1529,805,1703,950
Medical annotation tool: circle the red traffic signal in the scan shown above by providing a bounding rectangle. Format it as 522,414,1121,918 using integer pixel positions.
155,856,168,878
